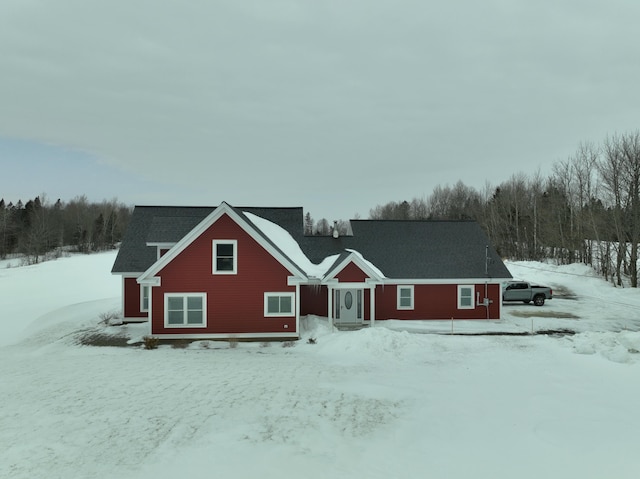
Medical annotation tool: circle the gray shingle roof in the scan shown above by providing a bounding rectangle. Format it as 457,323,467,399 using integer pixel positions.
147,215,208,243
299,220,511,279
112,204,511,280
111,205,304,274
112,206,213,273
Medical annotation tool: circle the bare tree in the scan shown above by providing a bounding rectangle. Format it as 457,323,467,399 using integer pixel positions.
600,134,630,285
619,131,640,287
315,218,331,235
304,212,314,235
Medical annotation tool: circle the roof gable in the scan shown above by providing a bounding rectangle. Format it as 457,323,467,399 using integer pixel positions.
112,204,304,275
137,203,307,282
322,251,384,283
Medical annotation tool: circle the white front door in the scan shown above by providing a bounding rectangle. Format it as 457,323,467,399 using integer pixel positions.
335,289,362,324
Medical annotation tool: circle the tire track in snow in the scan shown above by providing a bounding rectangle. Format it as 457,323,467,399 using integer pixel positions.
0,345,405,479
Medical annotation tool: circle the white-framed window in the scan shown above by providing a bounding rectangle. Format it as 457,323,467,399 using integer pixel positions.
264,292,295,317
141,285,150,312
164,293,207,327
213,240,237,274
397,285,414,310
458,285,475,309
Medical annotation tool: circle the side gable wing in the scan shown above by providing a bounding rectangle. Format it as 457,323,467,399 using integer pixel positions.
322,250,384,283
137,202,307,283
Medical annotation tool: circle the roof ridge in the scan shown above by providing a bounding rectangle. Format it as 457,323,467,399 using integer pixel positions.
350,219,477,223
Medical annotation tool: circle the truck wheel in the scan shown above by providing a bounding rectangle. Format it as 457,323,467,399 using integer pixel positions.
533,295,545,306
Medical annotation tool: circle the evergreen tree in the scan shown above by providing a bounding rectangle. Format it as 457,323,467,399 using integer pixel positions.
92,213,105,251
0,199,7,258
105,210,117,248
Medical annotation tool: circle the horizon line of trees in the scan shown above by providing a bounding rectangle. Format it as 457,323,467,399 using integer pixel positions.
5,130,640,285
368,130,640,287
0,195,132,264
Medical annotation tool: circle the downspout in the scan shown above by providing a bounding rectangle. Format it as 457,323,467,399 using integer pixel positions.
485,245,490,319
295,283,300,339
485,282,489,319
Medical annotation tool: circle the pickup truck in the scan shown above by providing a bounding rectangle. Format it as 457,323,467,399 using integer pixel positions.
502,281,553,306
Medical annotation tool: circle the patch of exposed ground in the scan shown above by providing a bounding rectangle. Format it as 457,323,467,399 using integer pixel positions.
76,331,133,347
447,329,576,337
510,310,579,319
549,284,577,299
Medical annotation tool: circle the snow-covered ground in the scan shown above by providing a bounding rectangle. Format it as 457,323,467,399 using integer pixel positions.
1,252,640,478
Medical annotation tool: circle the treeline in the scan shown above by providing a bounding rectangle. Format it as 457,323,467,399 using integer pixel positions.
303,212,351,236
369,130,640,287
0,195,132,264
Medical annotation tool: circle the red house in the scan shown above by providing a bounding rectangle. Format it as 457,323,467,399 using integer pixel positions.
111,202,512,340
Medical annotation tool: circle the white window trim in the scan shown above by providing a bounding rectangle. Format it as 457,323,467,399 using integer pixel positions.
212,239,238,275
141,285,150,312
164,293,207,328
397,285,414,310
458,285,475,309
264,292,295,317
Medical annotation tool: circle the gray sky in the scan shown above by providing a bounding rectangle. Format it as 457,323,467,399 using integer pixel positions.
1,0,639,220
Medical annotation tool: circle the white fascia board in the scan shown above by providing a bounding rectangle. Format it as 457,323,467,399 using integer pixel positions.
322,252,384,283
382,277,512,285
345,249,385,279
228,208,308,279
288,276,311,286
138,202,307,283
137,277,161,286
113,272,143,277
331,281,378,289
239,219,308,279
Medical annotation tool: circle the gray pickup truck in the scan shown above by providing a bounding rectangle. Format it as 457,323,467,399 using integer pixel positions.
502,281,553,306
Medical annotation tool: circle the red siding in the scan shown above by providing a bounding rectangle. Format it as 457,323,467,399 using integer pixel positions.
301,286,373,320
335,262,370,282
124,277,147,319
151,213,296,335
375,283,502,320
302,284,502,321
300,285,328,316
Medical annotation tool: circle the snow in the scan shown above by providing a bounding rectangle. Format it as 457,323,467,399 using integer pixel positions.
345,248,385,278
243,211,384,278
0,251,121,347
2,253,640,478
244,211,332,278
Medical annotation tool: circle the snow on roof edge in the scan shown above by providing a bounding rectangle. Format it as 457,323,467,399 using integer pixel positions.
243,211,330,278
345,249,386,278
243,212,386,280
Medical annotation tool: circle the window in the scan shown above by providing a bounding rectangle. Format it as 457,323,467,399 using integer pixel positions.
141,285,150,312
213,240,237,274
164,293,206,327
397,285,414,310
458,285,475,309
264,292,295,317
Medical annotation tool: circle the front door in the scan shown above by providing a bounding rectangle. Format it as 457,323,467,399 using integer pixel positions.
335,289,363,324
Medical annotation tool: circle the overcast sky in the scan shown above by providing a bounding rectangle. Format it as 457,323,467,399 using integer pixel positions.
1,0,639,220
